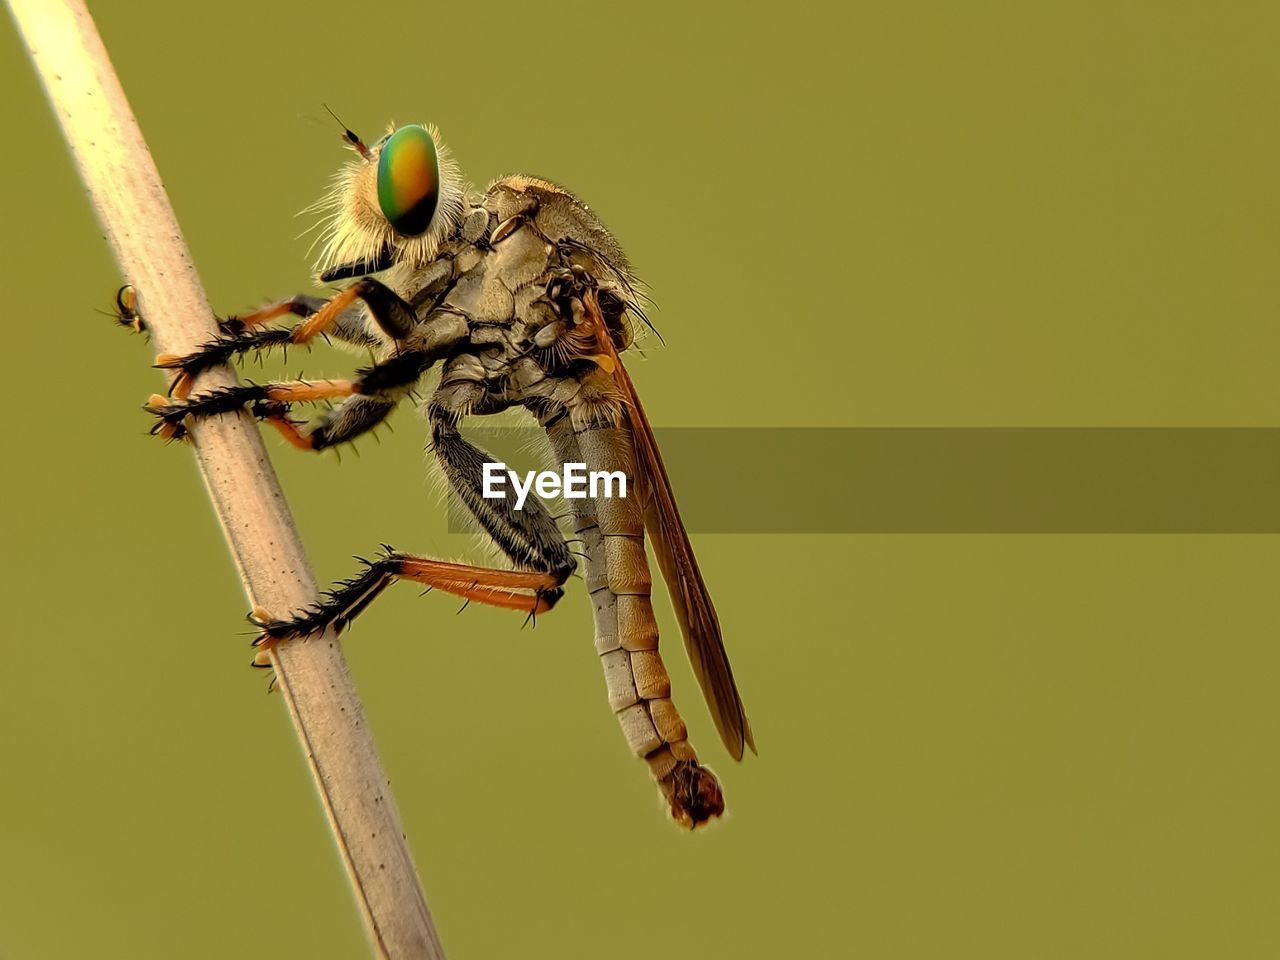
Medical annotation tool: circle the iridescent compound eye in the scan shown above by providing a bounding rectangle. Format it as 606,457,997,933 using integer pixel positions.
376,125,440,236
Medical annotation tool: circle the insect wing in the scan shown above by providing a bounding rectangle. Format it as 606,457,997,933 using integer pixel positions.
590,295,755,759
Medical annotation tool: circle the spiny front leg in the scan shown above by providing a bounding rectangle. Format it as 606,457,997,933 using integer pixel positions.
154,278,415,398
251,548,568,657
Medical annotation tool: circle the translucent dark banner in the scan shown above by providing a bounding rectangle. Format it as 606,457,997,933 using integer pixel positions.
447,428,1280,533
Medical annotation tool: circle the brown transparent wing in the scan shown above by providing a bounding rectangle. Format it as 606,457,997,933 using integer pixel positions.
589,294,755,760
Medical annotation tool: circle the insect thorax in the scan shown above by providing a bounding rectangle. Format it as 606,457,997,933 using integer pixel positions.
381,176,639,426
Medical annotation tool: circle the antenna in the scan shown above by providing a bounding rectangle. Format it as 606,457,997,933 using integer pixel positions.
323,103,371,160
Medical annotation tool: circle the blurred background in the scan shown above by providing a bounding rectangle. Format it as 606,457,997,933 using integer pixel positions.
2,1,1277,957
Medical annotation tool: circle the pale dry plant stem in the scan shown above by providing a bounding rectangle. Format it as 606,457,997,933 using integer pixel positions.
5,2,445,956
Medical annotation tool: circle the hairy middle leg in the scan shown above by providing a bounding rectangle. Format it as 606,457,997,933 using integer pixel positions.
250,397,579,651
429,405,577,584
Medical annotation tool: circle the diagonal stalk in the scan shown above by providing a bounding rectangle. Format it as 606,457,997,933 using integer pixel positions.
5,2,445,956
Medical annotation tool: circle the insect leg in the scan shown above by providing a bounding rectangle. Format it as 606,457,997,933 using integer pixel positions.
220,294,381,345
428,401,577,585
287,395,399,452
251,549,563,652
155,278,417,397
145,379,356,441
147,349,430,445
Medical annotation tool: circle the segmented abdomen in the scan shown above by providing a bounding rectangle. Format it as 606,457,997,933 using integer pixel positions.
544,418,723,827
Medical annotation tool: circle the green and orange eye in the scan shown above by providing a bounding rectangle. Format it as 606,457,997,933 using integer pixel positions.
376,125,440,236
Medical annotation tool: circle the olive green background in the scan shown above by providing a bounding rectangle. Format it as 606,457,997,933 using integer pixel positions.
2,1,1276,957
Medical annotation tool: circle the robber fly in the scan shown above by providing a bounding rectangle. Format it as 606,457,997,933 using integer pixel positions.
135,117,754,827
